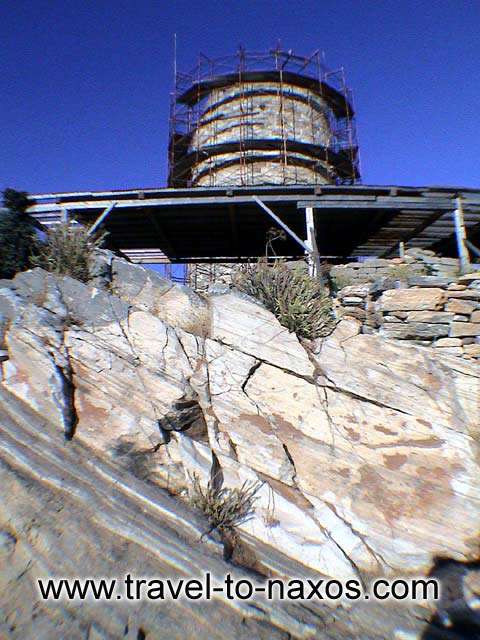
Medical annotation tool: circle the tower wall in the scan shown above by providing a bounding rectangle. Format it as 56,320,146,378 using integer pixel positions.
190,81,333,186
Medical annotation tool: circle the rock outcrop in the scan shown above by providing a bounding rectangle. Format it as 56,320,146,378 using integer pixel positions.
1,259,480,638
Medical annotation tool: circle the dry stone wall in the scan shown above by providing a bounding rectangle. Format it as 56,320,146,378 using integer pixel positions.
334,250,480,361
330,248,460,286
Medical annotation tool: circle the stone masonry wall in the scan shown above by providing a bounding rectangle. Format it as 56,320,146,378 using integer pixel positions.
191,81,333,187
330,248,460,286
335,250,480,362
186,263,237,292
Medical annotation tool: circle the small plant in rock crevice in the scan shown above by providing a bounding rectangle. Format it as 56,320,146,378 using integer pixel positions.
31,222,107,283
233,258,335,340
188,472,263,534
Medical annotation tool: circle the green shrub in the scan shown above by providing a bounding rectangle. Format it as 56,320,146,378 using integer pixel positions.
330,271,355,291
189,473,262,533
32,222,106,283
0,189,36,279
387,263,428,281
233,259,335,340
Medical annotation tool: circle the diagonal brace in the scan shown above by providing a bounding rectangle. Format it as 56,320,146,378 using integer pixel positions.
88,202,116,236
252,196,310,253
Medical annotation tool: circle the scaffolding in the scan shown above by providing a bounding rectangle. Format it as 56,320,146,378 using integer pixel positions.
168,46,361,188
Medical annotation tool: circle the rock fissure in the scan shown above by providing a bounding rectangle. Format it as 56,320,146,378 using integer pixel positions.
319,498,394,573
213,337,316,385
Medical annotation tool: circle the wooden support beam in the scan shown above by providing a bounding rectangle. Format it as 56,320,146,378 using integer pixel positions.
453,197,470,273
382,209,446,258
88,202,116,236
252,196,310,253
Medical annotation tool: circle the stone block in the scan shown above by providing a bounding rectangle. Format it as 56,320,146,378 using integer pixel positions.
434,338,462,347
369,278,398,295
458,272,480,284
381,322,450,339
463,344,480,356
379,288,445,312
453,315,469,322
449,322,480,338
406,311,454,323
405,247,436,257
446,290,480,300
406,276,452,288
446,299,477,314
341,307,367,321
338,284,370,298
447,284,467,291
471,310,480,322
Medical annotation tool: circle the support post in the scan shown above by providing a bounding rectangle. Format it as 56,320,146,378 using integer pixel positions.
399,241,405,258
61,208,69,223
88,202,116,236
453,196,470,273
305,206,321,280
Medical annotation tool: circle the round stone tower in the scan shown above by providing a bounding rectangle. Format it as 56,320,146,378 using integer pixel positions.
169,48,359,187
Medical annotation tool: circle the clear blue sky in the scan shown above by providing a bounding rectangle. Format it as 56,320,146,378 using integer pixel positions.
1,0,479,195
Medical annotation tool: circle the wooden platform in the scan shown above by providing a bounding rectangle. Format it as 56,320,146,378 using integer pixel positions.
28,184,480,263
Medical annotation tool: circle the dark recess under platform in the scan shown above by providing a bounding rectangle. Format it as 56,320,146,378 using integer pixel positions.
28,184,480,263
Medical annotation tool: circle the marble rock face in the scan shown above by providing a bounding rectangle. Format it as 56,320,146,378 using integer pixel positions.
1,264,480,588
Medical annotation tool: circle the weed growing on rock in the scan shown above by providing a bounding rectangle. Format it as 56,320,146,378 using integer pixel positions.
32,222,106,283
233,258,334,339
188,473,262,534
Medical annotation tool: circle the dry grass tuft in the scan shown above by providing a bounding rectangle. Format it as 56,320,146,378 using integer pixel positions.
32,222,106,283
188,473,262,533
233,258,334,340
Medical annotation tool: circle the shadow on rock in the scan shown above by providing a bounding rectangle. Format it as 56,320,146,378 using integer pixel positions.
422,558,480,639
